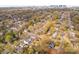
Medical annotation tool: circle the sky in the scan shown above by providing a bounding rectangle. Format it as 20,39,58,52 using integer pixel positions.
0,0,79,7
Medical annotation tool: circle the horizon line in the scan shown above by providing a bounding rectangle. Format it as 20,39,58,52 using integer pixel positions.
0,5,78,8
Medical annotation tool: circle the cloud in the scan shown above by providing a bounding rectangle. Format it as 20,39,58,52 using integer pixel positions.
0,0,79,7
